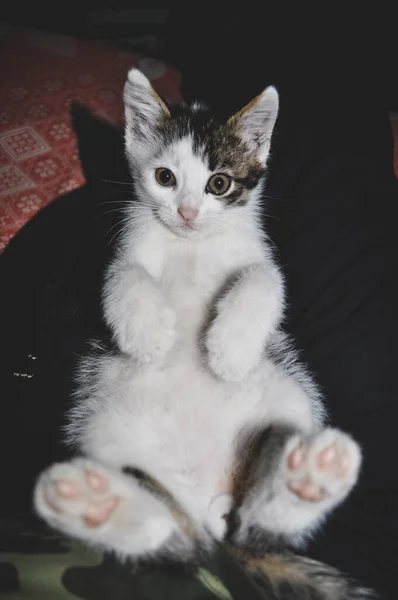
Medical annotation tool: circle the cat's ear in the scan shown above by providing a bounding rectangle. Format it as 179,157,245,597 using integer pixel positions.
124,68,170,152
228,87,279,162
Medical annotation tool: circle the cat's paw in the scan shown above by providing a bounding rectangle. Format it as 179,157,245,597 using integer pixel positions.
34,459,177,555
34,460,125,534
284,429,361,504
117,297,177,363
205,316,263,381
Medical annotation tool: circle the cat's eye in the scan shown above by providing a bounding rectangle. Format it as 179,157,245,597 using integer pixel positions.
155,168,176,187
206,173,232,196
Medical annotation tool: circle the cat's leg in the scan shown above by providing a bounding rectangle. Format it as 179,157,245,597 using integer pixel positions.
205,262,284,381
103,261,176,362
232,425,361,549
34,458,201,559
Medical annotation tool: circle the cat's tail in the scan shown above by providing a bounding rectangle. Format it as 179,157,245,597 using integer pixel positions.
224,546,378,600
120,467,377,598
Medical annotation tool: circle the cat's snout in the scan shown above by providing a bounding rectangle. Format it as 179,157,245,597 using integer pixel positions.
177,206,199,224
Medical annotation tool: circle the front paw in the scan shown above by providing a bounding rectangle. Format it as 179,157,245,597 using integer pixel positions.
117,299,176,363
205,317,263,382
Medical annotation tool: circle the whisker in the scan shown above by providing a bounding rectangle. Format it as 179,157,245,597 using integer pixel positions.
101,208,130,217
109,227,125,247
105,220,124,239
98,200,128,206
262,212,281,222
264,235,282,260
99,200,133,206
262,193,288,203
102,191,134,197
106,214,138,247
102,179,134,186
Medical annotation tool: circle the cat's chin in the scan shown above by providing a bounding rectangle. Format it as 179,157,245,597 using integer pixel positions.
159,218,202,238
171,225,201,239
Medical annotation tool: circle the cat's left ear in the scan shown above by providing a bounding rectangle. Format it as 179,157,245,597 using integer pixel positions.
124,68,170,152
228,87,279,162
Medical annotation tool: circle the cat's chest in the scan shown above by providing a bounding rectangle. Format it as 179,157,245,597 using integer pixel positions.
160,246,227,310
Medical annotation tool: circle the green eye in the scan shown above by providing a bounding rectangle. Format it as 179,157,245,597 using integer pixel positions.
206,173,232,196
155,168,176,187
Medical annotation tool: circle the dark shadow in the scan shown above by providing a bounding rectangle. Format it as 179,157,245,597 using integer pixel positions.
0,104,130,516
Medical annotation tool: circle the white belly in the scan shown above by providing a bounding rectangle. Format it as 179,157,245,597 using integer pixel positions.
78,341,313,537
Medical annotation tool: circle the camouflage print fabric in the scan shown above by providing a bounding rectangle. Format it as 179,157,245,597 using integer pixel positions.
0,517,268,599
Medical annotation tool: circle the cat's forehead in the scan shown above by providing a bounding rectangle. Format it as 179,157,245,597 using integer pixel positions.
158,136,202,169
157,137,210,192
157,104,259,175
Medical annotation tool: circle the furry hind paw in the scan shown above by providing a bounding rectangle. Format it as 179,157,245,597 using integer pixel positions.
34,458,177,556
35,460,124,531
285,428,361,504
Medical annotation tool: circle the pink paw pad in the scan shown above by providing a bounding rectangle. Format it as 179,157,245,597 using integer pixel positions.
44,467,119,528
55,479,79,498
288,479,325,502
288,446,305,471
316,444,350,477
83,496,119,528
85,470,109,493
286,430,360,503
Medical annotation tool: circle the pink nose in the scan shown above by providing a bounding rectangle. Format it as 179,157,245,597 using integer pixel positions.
177,206,199,223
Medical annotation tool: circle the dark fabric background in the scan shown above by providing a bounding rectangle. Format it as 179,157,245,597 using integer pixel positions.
1,8,398,600
164,12,398,597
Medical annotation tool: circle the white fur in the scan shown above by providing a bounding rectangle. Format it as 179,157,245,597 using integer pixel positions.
236,428,362,547
34,70,361,560
34,458,184,557
104,263,177,361
206,262,284,381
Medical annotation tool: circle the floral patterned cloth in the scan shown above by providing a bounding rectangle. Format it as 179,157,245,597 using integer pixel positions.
0,26,183,253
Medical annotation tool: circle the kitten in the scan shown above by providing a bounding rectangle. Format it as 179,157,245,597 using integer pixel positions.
34,69,374,598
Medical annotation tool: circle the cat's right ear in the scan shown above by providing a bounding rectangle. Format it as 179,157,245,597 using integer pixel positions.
124,69,170,153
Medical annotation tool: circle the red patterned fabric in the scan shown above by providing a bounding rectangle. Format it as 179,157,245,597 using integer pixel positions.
0,27,183,253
